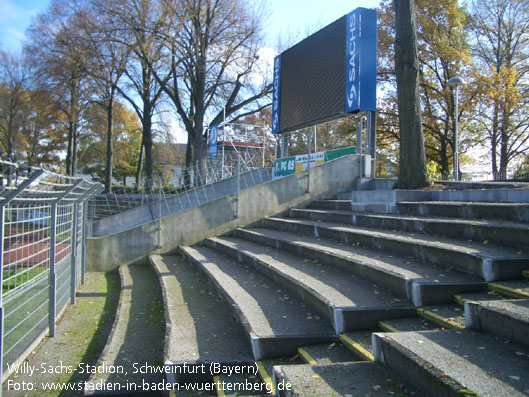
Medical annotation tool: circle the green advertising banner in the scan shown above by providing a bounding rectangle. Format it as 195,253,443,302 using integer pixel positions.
324,146,356,162
273,146,356,179
274,156,296,177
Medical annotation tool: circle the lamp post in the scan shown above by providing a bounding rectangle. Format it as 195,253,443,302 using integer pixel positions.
447,76,466,181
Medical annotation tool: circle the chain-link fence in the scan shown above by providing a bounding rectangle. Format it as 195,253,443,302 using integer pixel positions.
0,161,102,383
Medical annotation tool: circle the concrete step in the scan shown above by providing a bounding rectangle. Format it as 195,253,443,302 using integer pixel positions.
235,228,486,307
309,199,395,214
262,217,529,282
85,264,165,392
290,208,529,249
488,280,529,299
257,357,303,396
337,189,430,203
417,304,465,330
465,299,529,349
180,246,336,360
206,236,415,333
374,330,529,396
149,255,254,383
297,342,359,366
338,331,375,361
397,201,529,223
379,316,441,333
273,361,418,397
453,290,507,306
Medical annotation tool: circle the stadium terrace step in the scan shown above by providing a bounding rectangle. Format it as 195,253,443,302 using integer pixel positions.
465,299,529,349
417,304,465,329
205,236,415,333
488,279,529,299
149,255,254,383
297,342,359,366
180,246,336,360
257,357,303,396
453,290,506,306
273,361,418,397
309,199,395,214
290,208,529,249
379,316,441,333
234,227,486,307
397,201,529,223
373,330,529,397
338,331,375,361
85,264,165,393
262,216,529,282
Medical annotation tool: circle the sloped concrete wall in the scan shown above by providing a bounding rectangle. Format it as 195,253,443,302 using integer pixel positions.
87,155,361,271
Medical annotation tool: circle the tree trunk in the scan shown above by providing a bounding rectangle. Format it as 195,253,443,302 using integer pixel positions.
184,133,193,188
105,96,114,193
499,108,511,179
491,102,499,178
66,120,74,176
394,0,429,189
142,115,154,193
135,138,144,190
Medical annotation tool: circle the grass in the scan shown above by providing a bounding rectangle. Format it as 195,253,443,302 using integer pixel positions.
3,271,121,397
2,266,49,293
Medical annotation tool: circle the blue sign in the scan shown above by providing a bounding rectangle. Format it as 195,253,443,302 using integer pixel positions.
209,125,218,158
272,55,282,134
345,8,377,112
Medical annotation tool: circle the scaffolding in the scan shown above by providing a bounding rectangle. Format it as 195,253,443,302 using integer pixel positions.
208,123,276,182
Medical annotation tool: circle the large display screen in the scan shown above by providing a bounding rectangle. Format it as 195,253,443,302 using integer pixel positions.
272,8,377,134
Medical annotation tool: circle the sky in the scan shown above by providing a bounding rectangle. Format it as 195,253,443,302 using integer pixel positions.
0,0,380,143
0,0,380,53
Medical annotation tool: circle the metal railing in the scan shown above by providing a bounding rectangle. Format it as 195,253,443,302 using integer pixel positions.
89,154,273,222
89,157,273,237
0,161,102,384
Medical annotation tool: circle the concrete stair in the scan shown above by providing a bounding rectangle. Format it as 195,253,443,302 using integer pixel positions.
205,236,416,333
262,216,529,282
397,200,529,222
180,246,336,360
290,208,529,249
373,330,529,397
150,188,529,396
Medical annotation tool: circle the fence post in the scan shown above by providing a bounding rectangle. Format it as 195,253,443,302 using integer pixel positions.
158,179,162,250
236,154,240,218
48,201,57,337
48,179,81,337
81,199,88,285
70,202,79,305
0,204,5,392
307,127,312,193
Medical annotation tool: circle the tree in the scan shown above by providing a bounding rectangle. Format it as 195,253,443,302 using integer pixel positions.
378,0,478,179
393,0,429,188
469,0,529,178
79,101,142,184
0,51,29,162
25,0,92,175
74,0,131,192
108,0,168,192
152,0,272,186
24,89,65,167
